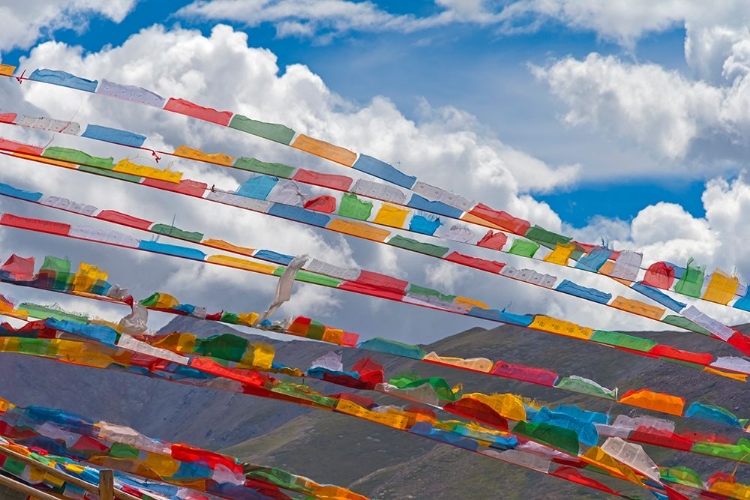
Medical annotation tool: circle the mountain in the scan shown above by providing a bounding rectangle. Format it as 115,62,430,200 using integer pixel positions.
0,315,747,499
222,321,750,499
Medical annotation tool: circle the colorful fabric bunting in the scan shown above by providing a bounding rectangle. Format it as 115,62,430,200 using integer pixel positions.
1,65,749,500
3,169,748,378
0,257,746,438
1,319,744,499
0,397,366,500
5,136,750,365
2,204,745,382
4,109,750,352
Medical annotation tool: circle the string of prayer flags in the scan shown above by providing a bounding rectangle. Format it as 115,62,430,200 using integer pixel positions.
1,172,748,366
6,71,749,313
2,66,750,500
3,140,749,361
0,320,746,499
0,270,746,435
0,208,747,380
0,397,367,500
2,127,750,360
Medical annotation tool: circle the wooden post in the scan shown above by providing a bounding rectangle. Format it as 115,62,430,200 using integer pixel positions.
99,469,114,500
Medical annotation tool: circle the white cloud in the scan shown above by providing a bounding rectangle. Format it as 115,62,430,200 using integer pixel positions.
496,1,750,57
555,174,750,329
176,0,507,41
435,0,489,17
630,202,713,248
699,176,750,273
0,0,138,54
177,0,418,37
490,1,750,173
561,215,630,247
176,1,750,177
506,1,750,91
424,260,468,290
569,174,750,287
15,24,576,198
686,25,748,81
531,54,724,161
533,47,750,166
407,98,581,193
497,1,701,46
174,0,750,64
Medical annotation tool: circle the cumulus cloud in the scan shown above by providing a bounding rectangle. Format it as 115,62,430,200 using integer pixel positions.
176,1,750,178
533,49,750,165
567,175,750,285
0,0,138,53
495,1,750,173
505,1,750,88
178,0,416,38
531,54,725,161
14,23,576,197
547,173,750,331
176,0,508,41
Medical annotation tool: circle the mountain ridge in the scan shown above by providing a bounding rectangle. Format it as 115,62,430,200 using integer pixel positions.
0,315,747,498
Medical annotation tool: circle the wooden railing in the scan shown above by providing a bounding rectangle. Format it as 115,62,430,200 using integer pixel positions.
0,443,138,500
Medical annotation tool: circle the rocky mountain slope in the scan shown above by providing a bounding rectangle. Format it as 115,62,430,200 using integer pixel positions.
0,315,747,498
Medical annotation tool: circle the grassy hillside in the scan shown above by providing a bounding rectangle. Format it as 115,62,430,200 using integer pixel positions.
220,320,749,498
1,315,747,498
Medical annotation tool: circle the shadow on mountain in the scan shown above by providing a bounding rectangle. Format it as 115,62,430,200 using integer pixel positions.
1,315,748,498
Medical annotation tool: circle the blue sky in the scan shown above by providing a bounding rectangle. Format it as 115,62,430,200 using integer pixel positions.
0,0,707,228
4,6,750,499
3,0,750,341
